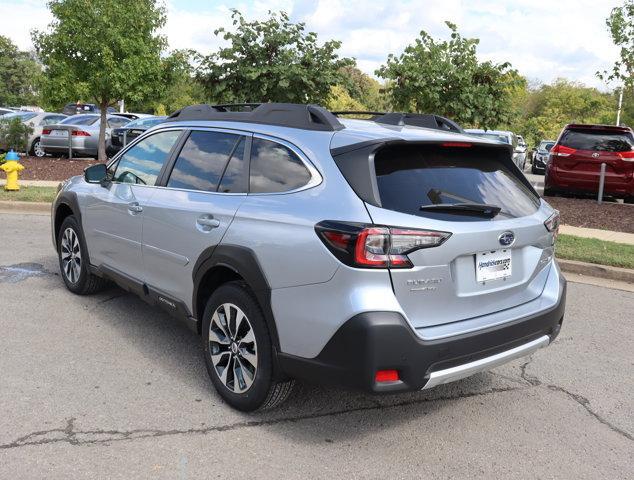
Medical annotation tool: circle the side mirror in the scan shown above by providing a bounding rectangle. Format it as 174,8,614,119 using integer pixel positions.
84,163,107,183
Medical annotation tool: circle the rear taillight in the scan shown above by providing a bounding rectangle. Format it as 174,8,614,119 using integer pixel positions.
72,130,90,137
441,142,472,148
42,129,51,135
550,144,575,157
316,221,451,269
544,211,560,243
617,151,634,161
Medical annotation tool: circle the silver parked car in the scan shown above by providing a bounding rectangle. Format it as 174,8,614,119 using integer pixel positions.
0,111,68,156
40,114,130,157
465,129,527,170
52,103,566,411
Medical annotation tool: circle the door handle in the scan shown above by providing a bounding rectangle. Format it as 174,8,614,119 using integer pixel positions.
197,215,220,230
128,202,143,214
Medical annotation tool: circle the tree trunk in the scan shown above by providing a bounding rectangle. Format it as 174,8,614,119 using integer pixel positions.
98,101,108,162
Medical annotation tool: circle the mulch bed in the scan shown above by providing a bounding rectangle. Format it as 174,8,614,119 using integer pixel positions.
14,156,102,181
547,197,634,234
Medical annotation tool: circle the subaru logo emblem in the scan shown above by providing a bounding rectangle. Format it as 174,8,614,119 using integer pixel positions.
499,231,515,246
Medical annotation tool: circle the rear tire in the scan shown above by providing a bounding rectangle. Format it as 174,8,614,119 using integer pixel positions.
624,196,634,204
57,216,108,295
202,281,294,411
30,138,46,157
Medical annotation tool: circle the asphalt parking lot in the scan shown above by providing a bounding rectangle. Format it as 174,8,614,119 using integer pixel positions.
0,212,632,479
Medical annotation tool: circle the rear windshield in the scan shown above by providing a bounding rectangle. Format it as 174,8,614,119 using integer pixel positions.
60,115,99,125
374,144,540,221
560,129,634,152
470,132,511,145
540,142,555,151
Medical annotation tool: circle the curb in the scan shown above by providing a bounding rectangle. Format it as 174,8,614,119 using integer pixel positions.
0,201,51,214
558,258,634,284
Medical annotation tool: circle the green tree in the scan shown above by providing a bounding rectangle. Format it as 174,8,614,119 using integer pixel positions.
33,0,166,161
508,79,614,146
198,9,352,104
376,22,519,129
337,65,389,111
0,117,34,152
600,0,634,89
0,36,42,107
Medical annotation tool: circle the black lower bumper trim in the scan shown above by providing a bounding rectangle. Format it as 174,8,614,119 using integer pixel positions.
278,284,566,393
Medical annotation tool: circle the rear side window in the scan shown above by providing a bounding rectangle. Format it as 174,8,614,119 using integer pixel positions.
374,144,539,221
560,129,634,152
167,130,245,192
112,130,181,185
249,138,311,193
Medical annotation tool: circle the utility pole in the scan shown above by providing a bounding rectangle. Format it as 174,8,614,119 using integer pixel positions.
616,87,623,126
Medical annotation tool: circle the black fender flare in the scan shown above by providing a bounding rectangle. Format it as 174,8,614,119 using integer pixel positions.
52,190,82,250
192,244,281,351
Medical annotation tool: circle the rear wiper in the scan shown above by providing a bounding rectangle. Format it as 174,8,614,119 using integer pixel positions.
419,203,502,218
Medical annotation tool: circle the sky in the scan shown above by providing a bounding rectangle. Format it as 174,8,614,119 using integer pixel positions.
1,0,624,90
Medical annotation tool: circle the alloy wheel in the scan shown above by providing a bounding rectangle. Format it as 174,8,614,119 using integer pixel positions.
34,140,45,157
60,227,81,284
209,303,258,393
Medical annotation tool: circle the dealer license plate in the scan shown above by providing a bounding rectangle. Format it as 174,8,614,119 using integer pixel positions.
475,249,512,282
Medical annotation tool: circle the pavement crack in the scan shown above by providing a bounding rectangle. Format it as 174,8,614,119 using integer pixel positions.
0,385,525,450
546,384,633,442
519,356,541,386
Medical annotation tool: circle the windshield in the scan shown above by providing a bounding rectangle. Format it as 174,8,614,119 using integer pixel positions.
126,117,165,129
0,112,37,122
539,142,555,151
374,144,539,221
60,115,99,126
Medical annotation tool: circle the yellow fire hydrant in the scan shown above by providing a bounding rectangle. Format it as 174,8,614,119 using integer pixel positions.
1,150,24,191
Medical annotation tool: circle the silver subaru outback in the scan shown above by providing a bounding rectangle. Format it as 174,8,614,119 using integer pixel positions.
51,104,566,411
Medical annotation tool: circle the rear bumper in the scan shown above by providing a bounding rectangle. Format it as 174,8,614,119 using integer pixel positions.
546,165,633,197
278,278,566,393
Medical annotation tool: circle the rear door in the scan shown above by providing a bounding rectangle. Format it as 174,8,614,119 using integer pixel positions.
141,128,250,304
554,128,634,192
362,143,552,329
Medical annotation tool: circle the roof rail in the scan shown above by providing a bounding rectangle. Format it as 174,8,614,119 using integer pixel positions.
332,111,463,133
166,103,344,131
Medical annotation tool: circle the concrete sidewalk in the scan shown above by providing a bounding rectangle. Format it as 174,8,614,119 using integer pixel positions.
0,179,60,187
560,225,634,245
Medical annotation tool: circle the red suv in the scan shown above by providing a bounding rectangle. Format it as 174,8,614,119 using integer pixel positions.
545,124,634,202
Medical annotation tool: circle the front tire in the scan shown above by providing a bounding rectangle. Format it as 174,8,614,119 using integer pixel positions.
57,216,108,294
202,282,294,411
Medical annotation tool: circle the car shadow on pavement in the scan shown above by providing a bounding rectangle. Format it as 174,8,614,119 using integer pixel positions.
89,283,526,438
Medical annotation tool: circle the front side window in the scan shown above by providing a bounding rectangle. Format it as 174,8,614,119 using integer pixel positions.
112,130,181,185
249,138,311,193
167,130,245,192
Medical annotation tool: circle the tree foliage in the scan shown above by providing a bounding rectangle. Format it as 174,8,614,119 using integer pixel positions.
337,65,389,111
33,0,166,160
600,0,634,88
376,22,519,129
507,79,614,147
0,36,42,107
198,10,352,104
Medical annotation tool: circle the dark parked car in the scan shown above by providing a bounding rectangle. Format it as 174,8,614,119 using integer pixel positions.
532,140,555,174
545,124,634,202
106,116,167,156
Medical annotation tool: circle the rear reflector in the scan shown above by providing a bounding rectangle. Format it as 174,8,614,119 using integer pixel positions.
375,370,399,383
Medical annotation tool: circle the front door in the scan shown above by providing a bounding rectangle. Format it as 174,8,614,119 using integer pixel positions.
82,129,183,282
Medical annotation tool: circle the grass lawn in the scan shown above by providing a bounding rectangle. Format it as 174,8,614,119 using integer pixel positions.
0,186,57,203
556,234,634,270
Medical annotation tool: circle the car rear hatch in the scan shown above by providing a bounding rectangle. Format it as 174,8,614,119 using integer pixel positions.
332,140,555,330
551,126,634,189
